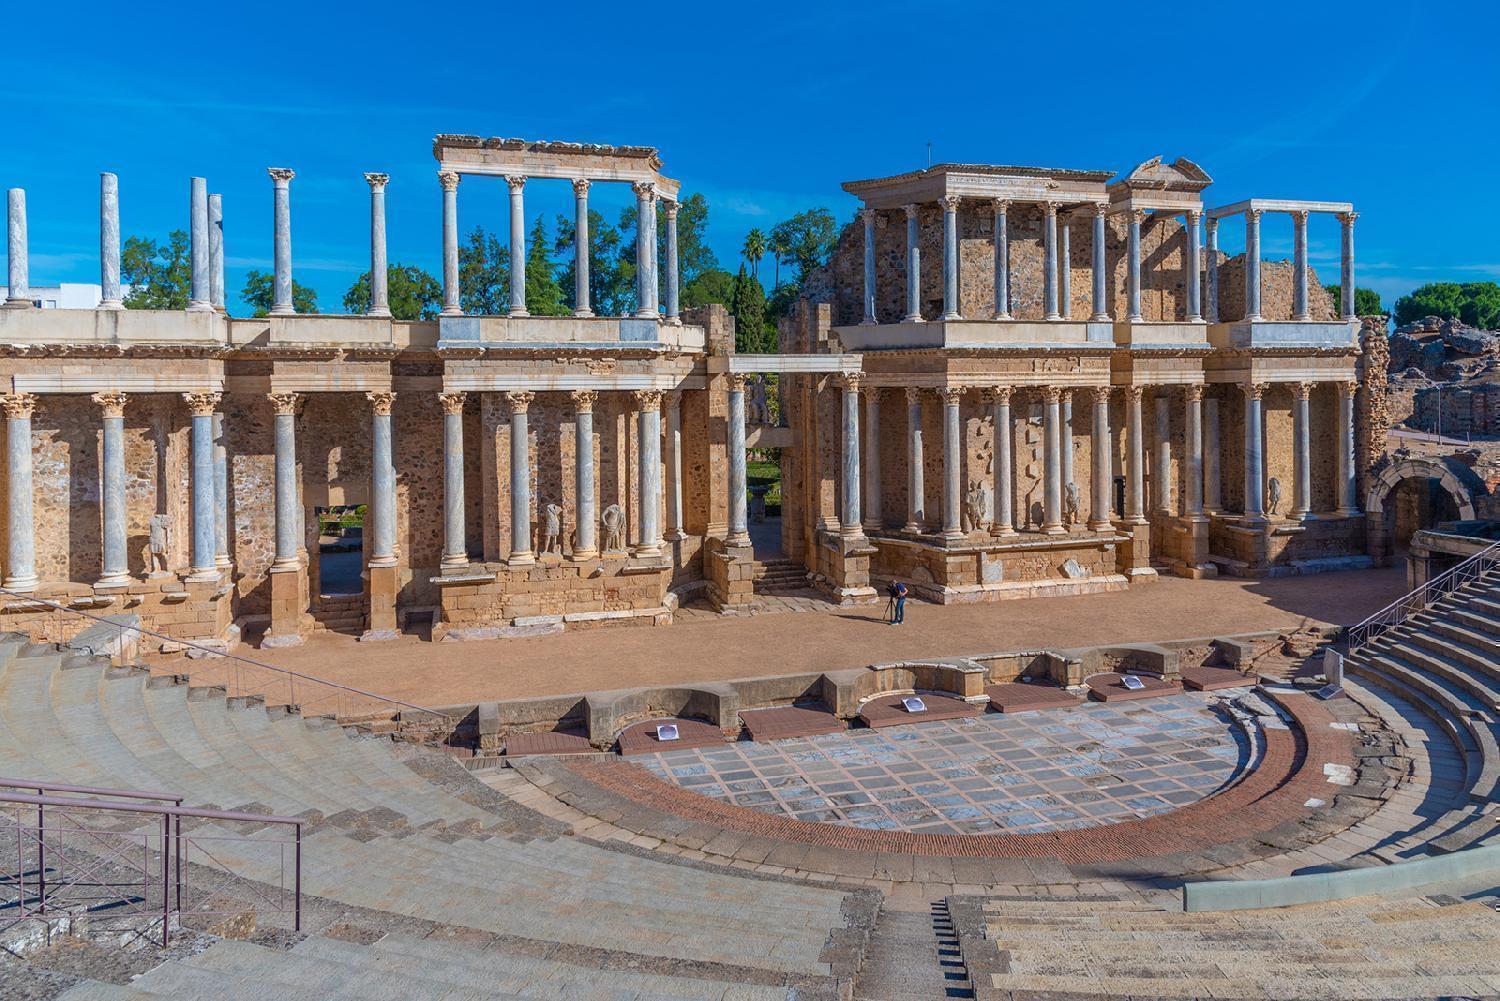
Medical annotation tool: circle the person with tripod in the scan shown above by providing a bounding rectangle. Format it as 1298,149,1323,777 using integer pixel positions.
886,580,908,625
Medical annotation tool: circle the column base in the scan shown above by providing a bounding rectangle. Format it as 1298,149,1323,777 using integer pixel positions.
1090,312,1110,322
727,532,752,548
633,544,664,559
186,567,220,583
941,311,963,321
1336,508,1363,518
441,306,463,316
1127,313,1143,322
96,571,132,588
902,314,925,323
634,309,658,319
99,300,124,311
571,548,599,561
269,306,295,316
1042,524,1067,536
508,552,536,567
666,529,688,542
1044,313,1061,321
1087,519,1113,532
3,299,34,309
992,312,1012,321
508,308,530,318
440,555,471,573
860,317,877,326
187,301,214,313
990,525,1018,538
1,574,36,592
572,308,595,318
366,307,393,318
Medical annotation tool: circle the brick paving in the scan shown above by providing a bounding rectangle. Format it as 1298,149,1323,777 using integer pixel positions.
1085,672,1183,702
617,716,727,755
739,705,845,741
856,692,981,728
984,681,1081,712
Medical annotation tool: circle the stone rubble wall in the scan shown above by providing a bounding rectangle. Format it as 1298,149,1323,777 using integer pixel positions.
1212,257,1338,322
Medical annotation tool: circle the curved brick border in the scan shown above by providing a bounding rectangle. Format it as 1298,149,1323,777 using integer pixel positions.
551,692,1356,865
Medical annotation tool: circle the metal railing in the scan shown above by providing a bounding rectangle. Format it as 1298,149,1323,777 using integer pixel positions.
0,587,452,729
1344,538,1500,654
1,787,302,946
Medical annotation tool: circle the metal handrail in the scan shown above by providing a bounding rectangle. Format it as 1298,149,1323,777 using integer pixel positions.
0,777,183,805
1344,538,1500,654
0,586,453,726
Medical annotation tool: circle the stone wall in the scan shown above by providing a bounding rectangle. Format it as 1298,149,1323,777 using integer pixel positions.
1213,257,1337,322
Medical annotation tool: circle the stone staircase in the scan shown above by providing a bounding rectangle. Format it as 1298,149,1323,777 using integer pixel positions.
311,593,365,634
752,558,811,595
0,637,863,999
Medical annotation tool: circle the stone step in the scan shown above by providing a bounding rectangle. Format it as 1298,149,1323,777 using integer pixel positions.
57,982,168,1001
1375,629,1500,711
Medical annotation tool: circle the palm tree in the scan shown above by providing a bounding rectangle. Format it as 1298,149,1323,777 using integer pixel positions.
742,229,766,281
767,232,789,290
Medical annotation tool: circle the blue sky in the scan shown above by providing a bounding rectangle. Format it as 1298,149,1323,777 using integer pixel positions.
2,0,1494,314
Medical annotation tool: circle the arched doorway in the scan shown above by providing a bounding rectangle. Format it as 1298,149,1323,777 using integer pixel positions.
1365,457,1478,566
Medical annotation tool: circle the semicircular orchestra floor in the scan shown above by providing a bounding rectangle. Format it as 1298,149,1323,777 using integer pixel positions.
636,691,1254,836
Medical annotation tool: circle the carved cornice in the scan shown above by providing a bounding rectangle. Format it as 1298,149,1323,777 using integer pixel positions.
505,389,535,414
0,392,38,419
91,391,128,418
366,391,396,416
267,167,295,184
364,172,389,189
438,170,460,191
266,392,300,416
569,388,598,412
181,392,221,417
438,391,467,415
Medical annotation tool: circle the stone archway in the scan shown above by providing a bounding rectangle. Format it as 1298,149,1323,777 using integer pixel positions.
1365,457,1477,565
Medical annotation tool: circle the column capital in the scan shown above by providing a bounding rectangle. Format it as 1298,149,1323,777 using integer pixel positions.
982,385,1013,406
939,195,961,212
181,392,221,417
364,172,389,190
1291,380,1315,401
267,167,295,185
1290,208,1309,225
438,391,467,415
1128,208,1147,224
1092,202,1108,219
266,392,300,416
728,373,749,392
993,198,1011,212
1042,200,1059,217
904,386,924,405
1058,386,1073,403
631,180,656,200
632,388,663,411
1205,215,1219,233
366,391,396,416
1242,381,1269,401
903,203,920,220
504,175,527,193
936,386,965,406
1338,380,1359,399
505,389,535,414
571,177,591,196
1123,384,1145,404
1092,385,1113,406
1246,208,1264,223
1184,208,1202,224
437,170,460,191
570,388,598,412
860,206,877,224
837,372,864,392
1338,210,1359,226
1184,383,1204,403
1040,385,1062,405
661,199,679,219
91,391,128,418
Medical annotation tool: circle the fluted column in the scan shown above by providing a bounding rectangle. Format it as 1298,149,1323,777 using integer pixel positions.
5,190,28,308
506,176,528,317
1242,382,1267,522
1205,217,1220,323
209,193,225,312
1058,218,1071,319
993,200,1011,320
93,393,130,584
213,412,229,568
937,387,963,538
1089,386,1113,531
1124,386,1146,524
268,168,295,315
366,392,397,567
1090,204,1108,320
1,394,36,589
439,171,461,315
727,376,749,545
860,208,877,324
633,182,658,318
1042,202,1060,320
189,177,212,312
862,386,882,531
1126,209,1144,322
365,172,391,317
903,204,922,322
1184,385,1205,519
1291,381,1313,519
1244,209,1263,320
904,387,925,531
1060,391,1075,500
1337,381,1361,515
1154,393,1173,514
183,392,221,578
506,391,535,563
1184,210,1202,322
634,390,663,557
1292,210,1310,320
268,393,301,571
1339,212,1358,321
664,390,684,540
571,179,593,317
438,392,468,570
1041,386,1065,533
940,196,961,320
663,200,680,323
986,387,1015,535
839,375,864,538
570,390,599,557
1204,395,1222,512
100,174,123,309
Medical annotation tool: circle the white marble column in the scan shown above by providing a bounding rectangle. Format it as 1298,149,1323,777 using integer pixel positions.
664,390,684,540
365,173,391,317
663,201,680,324
1090,204,1108,321
506,176,528,317
439,171,461,315
571,390,599,556
1337,381,1361,515
183,392,221,578
100,174,123,310
506,391,535,563
213,411,229,568
1060,391,1075,500
209,193,225,313
1291,381,1313,520
1,394,36,589
993,200,1011,320
1082,386,1108,531
1292,210,1310,321
571,180,592,317
938,386,962,539
1042,202,1060,321
92,393,130,584
1205,217,1220,323
1184,385,1205,519
1042,386,1065,533
268,168,295,316
1242,383,1267,522
987,387,1015,536
903,204,922,322
1126,210,1144,322
727,376,749,545
367,392,397,568
1204,396,1222,513
1339,212,1358,320
940,196,961,321
860,208,877,324
268,393,300,571
1184,210,1202,322
633,182,658,318
633,390,663,557
1058,218,1071,319
5,190,28,308
862,385,882,531
904,387,925,531
189,177,212,312
838,375,864,537
1124,386,1146,524
439,392,468,570
1154,393,1172,514
1244,210,1263,321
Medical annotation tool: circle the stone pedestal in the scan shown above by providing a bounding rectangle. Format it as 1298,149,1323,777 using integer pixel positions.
362,564,399,641
706,536,756,611
263,568,306,648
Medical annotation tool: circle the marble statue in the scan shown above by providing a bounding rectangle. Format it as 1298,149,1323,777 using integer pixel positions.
1267,476,1282,517
542,503,562,555
1064,481,1081,528
746,375,772,426
601,503,625,552
963,482,986,534
146,513,171,576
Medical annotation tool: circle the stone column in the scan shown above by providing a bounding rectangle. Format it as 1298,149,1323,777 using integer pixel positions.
1242,383,1267,522
1292,210,1310,320
940,196,961,320
213,412,229,568
1124,386,1146,524
367,392,397,568
1244,209,1263,320
1184,385,1205,518
1089,386,1113,531
634,390,663,557
1291,381,1313,519
986,387,1015,535
1337,381,1361,515
1184,210,1202,322
209,193,225,312
1126,210,1144,322
506,390,535,563
183,392,221,579
188,177,212,312
1154,393,1172,514
938,387,963,538
839,375,864,538
92,393,130,584
100,174,123,309
267,393,300,571
5,190,28,308
664,390,684,540
439,171,461,316
1339,212,1358,320
1058,218,1071,319
1060,391,1075,500
1,393,36,589
663,200,681,323
571,390,599,556
904,387,925,531
1090,204,1108,321
438,392,468,570
365,173,391,317
1041,386,1065,534
506,176,528,317
860,208,877,324
571,179,592,317
862,386,882,531
993,200,1011,320
1204,396,1222,512
1205,217,1220,323
903,204,922,322
268,168,295,316
633,182,658,318
1042,202,1060,320
727,376,750,545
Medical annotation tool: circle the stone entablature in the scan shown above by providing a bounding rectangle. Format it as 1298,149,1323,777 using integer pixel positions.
432,135,681,197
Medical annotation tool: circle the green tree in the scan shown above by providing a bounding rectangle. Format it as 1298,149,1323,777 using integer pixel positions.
682,267,737,309
670,193,718,287
730,265,769,353
342,264,443,320
554,209,633,316
121,230,191,309
240,270,318,317
742,228,767,280
767,231,789,289
458,226,510,315
768,209,837,285
1323,284,1383,317
524,217,569,316
1394,281,1500,329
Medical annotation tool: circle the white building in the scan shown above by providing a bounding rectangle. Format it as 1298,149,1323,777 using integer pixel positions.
0,283,109,308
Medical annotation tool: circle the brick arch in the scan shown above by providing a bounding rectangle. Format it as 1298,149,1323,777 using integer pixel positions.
1366,458,1476,521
